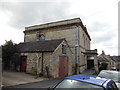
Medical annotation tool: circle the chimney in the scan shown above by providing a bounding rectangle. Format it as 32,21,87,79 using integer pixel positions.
102,50,105,55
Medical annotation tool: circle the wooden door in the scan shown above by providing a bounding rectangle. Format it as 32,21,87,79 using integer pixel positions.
59,56,68,78
21,56,27,72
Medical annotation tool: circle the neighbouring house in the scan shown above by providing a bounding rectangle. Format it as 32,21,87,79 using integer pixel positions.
98,51,119,70
110,56,120,70
19,18,98,78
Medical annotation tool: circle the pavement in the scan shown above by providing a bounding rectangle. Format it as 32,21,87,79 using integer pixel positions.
2,70,48,87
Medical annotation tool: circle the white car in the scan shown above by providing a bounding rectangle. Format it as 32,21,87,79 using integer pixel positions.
98,70,120,89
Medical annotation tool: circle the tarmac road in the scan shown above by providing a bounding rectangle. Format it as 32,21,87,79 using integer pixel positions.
2,78,63,90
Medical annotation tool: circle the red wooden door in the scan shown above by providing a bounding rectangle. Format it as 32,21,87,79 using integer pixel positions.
21,56,27,72
59,56,68,78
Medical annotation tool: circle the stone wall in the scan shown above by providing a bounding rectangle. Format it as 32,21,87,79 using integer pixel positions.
42,52,52,76
24,25,90,50
25,33,37,42
21,40,73,78
24,24,91,73
79,26,90,50
50,40,73,78
21,53,41,74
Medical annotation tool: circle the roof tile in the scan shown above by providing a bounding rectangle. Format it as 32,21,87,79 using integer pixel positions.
18,39,64,53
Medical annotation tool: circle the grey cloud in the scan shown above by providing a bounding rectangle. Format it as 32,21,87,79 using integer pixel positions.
88,21,111,32
91,31,115,45
0,1,116,46
88,21,115,44
106,46,118,55
0,2,73,29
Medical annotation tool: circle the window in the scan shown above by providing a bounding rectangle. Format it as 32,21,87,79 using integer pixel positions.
108,81,119,90
83,34,85,48
62,45,66,54
111,82,119,90
55,79,104,89
39,34,45,40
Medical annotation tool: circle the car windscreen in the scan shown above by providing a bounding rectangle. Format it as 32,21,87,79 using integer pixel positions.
54,79,104,90
98,71,120,82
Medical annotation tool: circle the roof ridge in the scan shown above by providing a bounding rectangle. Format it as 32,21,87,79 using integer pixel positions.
19,38,65,44
25,18,81,30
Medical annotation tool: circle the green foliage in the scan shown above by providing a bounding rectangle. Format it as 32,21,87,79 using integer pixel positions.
101,62,108,66
101,62,108,70
2,40,20,70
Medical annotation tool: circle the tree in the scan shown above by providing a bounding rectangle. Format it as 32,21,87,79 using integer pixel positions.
2,40,20,70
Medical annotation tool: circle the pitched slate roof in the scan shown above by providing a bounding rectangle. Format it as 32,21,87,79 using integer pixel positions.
110,56,120,62
18,39,64,53
98,56,109,62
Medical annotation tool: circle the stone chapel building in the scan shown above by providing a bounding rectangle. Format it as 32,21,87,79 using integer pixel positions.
19,18,98,78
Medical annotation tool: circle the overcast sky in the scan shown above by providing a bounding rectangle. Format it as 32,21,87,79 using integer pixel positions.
0,0,119,55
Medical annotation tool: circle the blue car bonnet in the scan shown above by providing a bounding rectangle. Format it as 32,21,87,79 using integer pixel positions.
65,74,108,86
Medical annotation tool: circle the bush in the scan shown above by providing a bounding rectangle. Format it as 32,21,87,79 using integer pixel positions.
2,40,20,70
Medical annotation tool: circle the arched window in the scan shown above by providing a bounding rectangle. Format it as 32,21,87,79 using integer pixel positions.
39,34,45,40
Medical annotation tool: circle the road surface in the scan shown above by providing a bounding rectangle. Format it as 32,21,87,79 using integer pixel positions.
2,78,62,90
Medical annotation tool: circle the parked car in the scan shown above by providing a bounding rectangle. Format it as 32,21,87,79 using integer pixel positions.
111,67,117,70
98,70,120,89
53,74,118,90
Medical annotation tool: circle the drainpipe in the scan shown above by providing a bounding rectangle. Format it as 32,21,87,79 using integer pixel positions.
75,25,80,74
75,45,77,74
41,52,44,73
